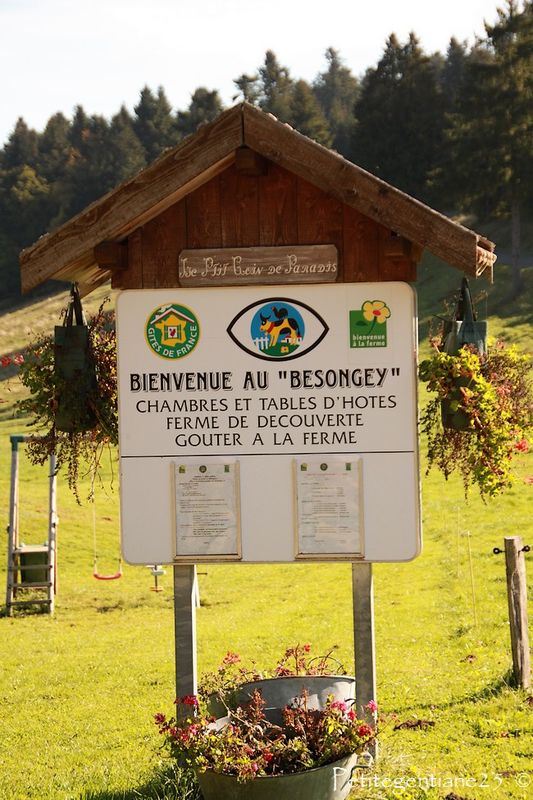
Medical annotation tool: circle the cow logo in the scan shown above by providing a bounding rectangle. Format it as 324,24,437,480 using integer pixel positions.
145,303,200,359
227,298,328,361
349,300,390,348
253,303,305,357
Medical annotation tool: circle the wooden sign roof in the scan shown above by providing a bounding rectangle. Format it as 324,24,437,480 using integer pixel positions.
19,103,496,294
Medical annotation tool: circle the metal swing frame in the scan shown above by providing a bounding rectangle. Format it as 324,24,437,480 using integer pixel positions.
5,435,58,615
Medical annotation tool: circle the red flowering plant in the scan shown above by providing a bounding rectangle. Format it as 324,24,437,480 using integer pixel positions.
273,643,346,677
197,644,346,710
419,338,532,499
196,651,261,708
1,353,24,368
155,690,376,782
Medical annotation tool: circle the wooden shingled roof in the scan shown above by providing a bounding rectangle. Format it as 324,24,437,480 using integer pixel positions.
19,103,496,294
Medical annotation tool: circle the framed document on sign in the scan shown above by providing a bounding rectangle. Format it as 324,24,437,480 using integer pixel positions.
294,458,364,559
174,462,241,561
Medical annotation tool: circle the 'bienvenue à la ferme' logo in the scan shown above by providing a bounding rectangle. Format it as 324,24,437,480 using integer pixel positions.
145,303,200,359
349,300,391,348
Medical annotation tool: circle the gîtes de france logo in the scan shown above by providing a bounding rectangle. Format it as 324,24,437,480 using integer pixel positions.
349,300,391,348
227,298,328,361
145,303,200,359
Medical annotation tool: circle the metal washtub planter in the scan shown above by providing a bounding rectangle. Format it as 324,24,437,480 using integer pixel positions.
197,752,360,800
207,674,356,718
236,674,356,710
200,676,361,797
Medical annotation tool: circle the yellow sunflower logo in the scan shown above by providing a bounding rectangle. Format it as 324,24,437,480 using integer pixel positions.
350,300,391,348
362,301,391,327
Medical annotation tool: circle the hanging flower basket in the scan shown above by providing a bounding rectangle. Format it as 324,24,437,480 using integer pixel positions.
419,280,532,498
54,284,98,433
439,375,473,432
439,277,487,431
16,287,118,501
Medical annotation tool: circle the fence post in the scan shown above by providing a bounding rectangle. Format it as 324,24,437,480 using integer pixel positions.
504,536,531,690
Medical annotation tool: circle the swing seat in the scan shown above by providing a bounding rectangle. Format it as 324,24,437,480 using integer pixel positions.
90,460,122,583
93,568,122,581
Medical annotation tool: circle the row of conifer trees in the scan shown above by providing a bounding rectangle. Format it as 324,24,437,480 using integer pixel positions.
1,1,531,300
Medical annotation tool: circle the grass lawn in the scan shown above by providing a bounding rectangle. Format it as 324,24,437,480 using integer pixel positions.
0,267,531,800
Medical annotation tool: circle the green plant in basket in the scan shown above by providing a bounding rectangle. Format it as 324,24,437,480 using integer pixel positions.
17,299,118,501
419,339,532,499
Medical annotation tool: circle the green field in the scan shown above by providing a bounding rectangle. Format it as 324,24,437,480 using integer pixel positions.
0,262,532,800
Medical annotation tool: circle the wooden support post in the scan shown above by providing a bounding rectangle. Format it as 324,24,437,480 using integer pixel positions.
173,564,198,718
48,453,58,612
504,536,531,689
5,439,20,616
352,563,377,756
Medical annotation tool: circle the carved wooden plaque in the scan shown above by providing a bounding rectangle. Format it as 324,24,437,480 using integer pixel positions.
178,245,338,286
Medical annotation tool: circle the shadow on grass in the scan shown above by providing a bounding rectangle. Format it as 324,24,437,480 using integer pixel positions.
396,669,517,715
466,669,517,698
0,601,51,618
81,765,201,800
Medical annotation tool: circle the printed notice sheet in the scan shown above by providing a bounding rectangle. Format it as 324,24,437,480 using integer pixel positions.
174,462,241,559
295,459,363,558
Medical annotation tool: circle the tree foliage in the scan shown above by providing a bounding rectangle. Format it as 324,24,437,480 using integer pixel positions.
176,88,224,138
1,6,532,304
290,80,332,147
444,1,533,293
133,86,176,162
257,50,295,121
352,33,445,202
313,48,359,156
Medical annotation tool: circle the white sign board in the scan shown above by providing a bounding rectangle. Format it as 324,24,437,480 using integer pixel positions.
116,283,421,564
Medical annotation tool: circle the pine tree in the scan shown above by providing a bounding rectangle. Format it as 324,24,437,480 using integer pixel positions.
290,80,332,146
441,37,468,109
0,117,45,294
1,117,38,170
0,159,51,297
445,1,532,295
65,114,113,214
313,48,359,156
352,33,445,202
33,113,73,229
133,86,177,162
257,50,294,121
233,73,260,104
37,113,71,182
4,165,50,245
107,106,146,183
69,105,90,153
176,88,224,137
